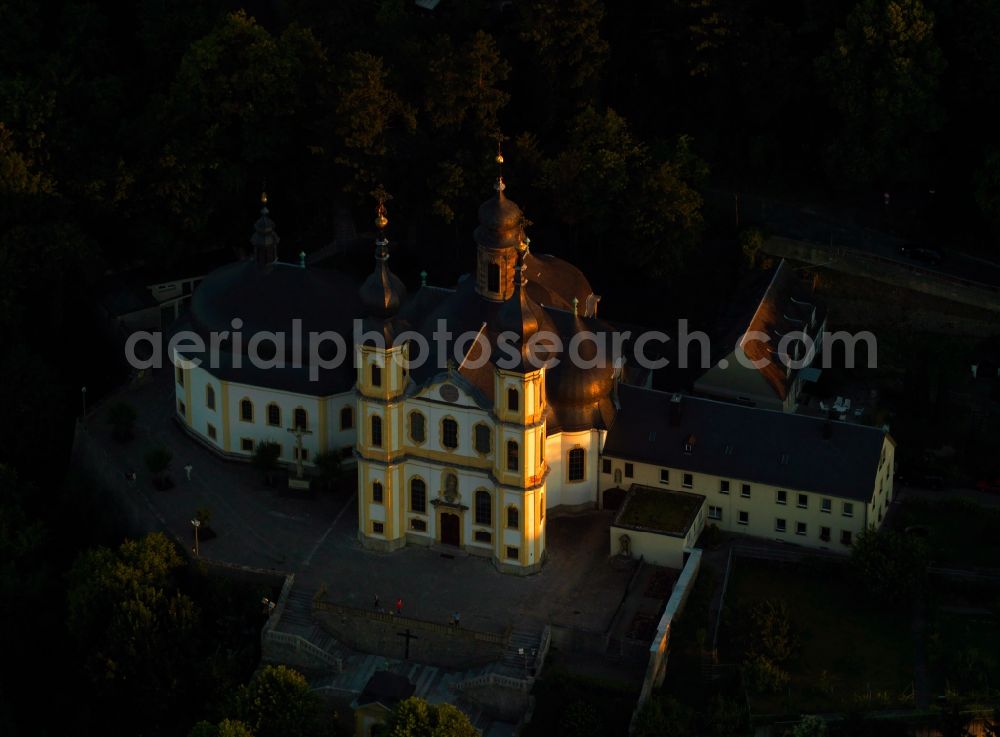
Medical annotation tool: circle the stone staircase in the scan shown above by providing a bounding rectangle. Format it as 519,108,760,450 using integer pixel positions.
310,655,493,731
266,584,345,670
497,627,543,676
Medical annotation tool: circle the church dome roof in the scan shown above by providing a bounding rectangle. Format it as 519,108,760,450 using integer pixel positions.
474,180,524,251
359,251,407,319
547,312,617,415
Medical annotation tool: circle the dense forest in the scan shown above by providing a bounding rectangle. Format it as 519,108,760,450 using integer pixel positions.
2,0,999,734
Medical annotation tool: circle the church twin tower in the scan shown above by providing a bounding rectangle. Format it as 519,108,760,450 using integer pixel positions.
354,177,555,573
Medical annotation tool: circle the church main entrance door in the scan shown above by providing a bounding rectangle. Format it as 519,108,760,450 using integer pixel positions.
440,513,460,547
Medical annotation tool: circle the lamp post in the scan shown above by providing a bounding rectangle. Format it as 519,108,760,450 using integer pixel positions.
191,518,201,556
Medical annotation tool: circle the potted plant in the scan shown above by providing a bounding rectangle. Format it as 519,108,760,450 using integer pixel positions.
252,440,281,486
313,449,342,492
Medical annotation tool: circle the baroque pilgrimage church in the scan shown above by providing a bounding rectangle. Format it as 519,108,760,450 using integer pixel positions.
173,172,895,574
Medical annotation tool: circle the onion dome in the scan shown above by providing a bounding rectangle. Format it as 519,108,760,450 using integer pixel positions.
359,195,407,319
251,192,280,267
548,312,617,410
474,177,525,251
495,239,557,370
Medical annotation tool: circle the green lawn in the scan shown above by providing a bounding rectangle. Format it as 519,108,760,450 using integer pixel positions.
723,559,914,715
617,487,703,534
895,498,1000,569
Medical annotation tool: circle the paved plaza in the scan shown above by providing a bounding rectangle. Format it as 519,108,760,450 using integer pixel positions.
82,370,638,636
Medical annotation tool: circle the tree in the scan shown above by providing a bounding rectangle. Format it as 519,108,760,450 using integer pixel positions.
231,665,323,737
312,450,342,492
793,715,829,737
518,0,608,91
704,695,748,737
190,719,256,737
107,401,137,443
974,147,1000,236
66,533,200,729
634,697,696,737
851,528,929,603
334,51,416,194
252,441,281,485
424,31,510,139
816,0,945,187
383,697,478,737
541,106,705,277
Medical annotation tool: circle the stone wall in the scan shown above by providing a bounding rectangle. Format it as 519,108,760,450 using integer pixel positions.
313,599,506,669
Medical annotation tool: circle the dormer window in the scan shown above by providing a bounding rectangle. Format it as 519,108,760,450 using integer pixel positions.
684,434,696,454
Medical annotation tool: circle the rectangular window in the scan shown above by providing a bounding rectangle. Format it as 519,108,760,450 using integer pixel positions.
841,530,852,546
776,490,787,505
474,530,492,544
797,493,808,509
241,438,254,452
373,521,384,534
624,463,634,478
207,423,217,440
843,502,854,517
659,469,669,484
602,458,612,474
775,518,787,533
796,522,807,536
820,526,831,542
738,511,749,526
821,498,832,513
720,480,730,494
410,518,427,532
505,546,519,561
741,483,751,498
177,400,186,416
682,473,693,488
176,365,184,386
568,448,585,481
708,505,722,521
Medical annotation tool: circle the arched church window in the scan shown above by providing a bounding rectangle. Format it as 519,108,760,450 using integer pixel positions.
267,403,281,427
568,448,585,481
442,418,458,449
371,363,382,387
507,506,519,529
371,415,383,447
507,387,519,412
487,262,500,293
340,406,354,430
507,440,519,472
293,407,307,430
372,481,383,503
409,412,426,443
410,478,426,513
475,490,492,526
205,385,215,410
474,423,491,454
240,398,254,422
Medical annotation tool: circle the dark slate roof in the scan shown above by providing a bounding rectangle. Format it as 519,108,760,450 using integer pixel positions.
356,670,415,708
604,384,888,502
180,259,363,395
